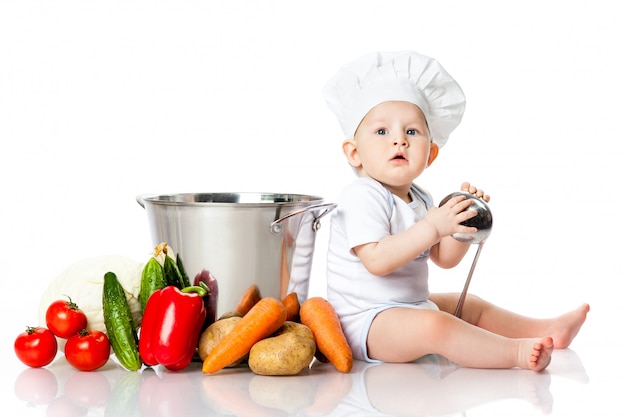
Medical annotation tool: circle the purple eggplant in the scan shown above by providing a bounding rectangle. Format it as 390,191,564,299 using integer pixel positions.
193,269,219,330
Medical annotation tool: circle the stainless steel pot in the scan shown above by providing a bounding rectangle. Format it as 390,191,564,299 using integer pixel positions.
137,192,335,316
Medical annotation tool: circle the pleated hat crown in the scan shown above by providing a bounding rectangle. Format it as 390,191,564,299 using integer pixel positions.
323,51,466,147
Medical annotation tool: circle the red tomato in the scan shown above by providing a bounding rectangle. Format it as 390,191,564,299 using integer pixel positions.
46,297,88,338
14,326,58,368
64,330,110,371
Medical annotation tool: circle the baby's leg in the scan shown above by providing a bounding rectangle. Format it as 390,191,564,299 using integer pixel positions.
429,293,589,349
367,308,553,371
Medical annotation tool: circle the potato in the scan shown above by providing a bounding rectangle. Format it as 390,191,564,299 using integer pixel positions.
198,316,246,366
273,321,315,342
218,310,243,320
248,332,316,376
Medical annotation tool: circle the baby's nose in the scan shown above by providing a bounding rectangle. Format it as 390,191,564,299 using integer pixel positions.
393,136,408,146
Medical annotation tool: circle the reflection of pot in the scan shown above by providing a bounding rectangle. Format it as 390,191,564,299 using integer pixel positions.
137,193,335,316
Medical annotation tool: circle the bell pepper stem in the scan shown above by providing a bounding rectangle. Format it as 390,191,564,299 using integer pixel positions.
181,283,208,298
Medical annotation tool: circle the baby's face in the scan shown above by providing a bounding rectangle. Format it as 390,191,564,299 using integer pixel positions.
349,101,436,192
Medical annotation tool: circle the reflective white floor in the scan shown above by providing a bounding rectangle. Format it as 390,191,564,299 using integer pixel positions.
6,319,623,417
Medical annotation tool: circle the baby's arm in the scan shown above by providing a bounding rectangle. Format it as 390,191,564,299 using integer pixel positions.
354,194,476,276
429,235,472,269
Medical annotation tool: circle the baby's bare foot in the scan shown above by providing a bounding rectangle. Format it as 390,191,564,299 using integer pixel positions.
527,337,554,372
517,337,553,371
550,304,590,349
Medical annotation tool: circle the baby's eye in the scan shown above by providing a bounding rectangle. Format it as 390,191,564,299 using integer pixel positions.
376,128,388,135
406,129,417,135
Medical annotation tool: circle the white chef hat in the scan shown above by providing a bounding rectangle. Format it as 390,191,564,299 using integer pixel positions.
323,51,466,147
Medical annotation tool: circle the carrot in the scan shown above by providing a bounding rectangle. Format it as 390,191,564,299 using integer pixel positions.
235,284,262,316
300,297,353,373
202,297,287,374
281,292,300,322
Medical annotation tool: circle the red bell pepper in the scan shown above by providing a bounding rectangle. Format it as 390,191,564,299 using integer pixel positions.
139,284,207,371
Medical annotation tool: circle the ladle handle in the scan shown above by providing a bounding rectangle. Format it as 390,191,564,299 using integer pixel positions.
454,240,485,318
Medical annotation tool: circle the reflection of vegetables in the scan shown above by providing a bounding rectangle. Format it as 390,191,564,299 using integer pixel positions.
202,297,287,374
139,285,207,371
105,370,141,417
103,272,142,371
38,256,143,342
14,367,58,404
140,369,202,416
249,372,317,413
300,297,353,373
200,366,277,417
63,369,111,408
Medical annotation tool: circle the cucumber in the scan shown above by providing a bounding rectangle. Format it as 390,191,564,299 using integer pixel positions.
103,271,142,371
139,257,166,312
163,253,185,288
176,254,191,288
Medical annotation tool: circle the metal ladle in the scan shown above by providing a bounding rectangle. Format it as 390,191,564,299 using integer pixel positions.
439,192,493,318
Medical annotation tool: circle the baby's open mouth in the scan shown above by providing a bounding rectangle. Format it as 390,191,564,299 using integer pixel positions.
391,153,407,161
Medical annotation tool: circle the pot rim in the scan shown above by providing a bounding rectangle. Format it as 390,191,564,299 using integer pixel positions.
137,192,325,208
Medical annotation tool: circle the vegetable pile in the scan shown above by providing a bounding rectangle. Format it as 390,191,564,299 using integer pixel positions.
199,284,353,375
18,243,354,377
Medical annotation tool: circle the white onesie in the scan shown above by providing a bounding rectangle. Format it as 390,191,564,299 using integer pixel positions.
326,177,439,362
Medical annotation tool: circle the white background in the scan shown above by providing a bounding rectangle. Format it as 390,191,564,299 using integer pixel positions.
1,0,624,412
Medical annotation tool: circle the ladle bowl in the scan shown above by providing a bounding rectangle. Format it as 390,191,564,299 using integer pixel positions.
439,191,493,244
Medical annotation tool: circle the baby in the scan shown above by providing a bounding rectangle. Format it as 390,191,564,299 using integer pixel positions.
323,51,589,371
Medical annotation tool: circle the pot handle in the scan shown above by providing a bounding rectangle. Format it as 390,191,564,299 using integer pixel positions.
270,202,337,235
136,194,158,209
136,195,146,208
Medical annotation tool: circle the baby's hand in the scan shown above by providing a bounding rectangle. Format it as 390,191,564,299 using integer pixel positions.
424,195,477,239
461,182,490,202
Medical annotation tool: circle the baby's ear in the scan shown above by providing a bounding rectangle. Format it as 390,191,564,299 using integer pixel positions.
342,139,361,168
427,142,439,167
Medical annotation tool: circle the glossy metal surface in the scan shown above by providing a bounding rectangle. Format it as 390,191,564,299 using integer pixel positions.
439,191,493,244
439,192,493,317
454,241,484,317
137,193,335,315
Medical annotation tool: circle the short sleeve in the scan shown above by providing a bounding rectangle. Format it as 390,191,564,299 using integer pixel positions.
335,178,393,250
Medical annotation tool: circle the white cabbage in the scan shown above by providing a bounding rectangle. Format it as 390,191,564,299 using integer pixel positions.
38,255,144,349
